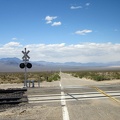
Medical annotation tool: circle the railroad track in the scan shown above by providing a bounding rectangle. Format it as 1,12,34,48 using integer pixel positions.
0,88,28,105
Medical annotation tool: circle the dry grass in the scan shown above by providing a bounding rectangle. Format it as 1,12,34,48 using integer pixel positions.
0,72,60,84
66,71,120,81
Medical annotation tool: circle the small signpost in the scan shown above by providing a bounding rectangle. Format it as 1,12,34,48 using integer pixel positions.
19,48,32,87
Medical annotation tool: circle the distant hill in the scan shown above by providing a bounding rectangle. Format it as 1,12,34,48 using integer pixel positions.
0,57,21,62
0,57,21,66
0,57,120,72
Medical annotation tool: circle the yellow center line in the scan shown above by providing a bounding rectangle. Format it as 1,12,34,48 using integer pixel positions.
92,86,120,104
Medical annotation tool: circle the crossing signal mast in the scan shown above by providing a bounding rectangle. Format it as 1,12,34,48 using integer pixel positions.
19,48,32,87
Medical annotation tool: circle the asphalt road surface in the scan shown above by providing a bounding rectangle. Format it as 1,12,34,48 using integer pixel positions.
27,72,120,120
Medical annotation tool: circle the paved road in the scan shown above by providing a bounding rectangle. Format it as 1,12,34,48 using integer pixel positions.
27,72,120,120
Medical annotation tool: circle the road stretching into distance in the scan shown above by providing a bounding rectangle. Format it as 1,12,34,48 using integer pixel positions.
28,72,120,120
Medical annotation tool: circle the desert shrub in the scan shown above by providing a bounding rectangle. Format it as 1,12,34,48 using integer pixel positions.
91,75,105,81
47,73,60,82
0,71,60,84
67,71,120,81
52,73,60,81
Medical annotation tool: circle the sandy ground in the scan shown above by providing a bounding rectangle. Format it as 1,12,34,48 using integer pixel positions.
83,78,120,85
0,103,62,120
99,79,120,84
0,81,60,89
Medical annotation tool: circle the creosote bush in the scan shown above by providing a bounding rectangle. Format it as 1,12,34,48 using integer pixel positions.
47,73,60,82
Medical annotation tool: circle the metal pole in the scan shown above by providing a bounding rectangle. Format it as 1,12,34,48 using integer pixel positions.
24,64,27,87
21,48,31,87
24,48,27,87
38,79,40,87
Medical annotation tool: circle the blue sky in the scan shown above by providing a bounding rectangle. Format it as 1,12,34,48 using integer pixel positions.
0,0,120,63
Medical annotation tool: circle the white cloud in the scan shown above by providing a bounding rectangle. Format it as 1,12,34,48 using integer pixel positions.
3,42,21,48
86,3,90,6
0,42,23,58
45,15,62,26
51,22,62,26
70,6,82,9
1,42,120,63
45,16,57,24
75,29,92,35
45,16,57,21
12,37,17,40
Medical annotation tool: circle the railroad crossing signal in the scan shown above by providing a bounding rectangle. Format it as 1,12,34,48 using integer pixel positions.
19,48,32,87
19,63,25,69
22,48,30,61
19,48,32,69
19,62,32,69
27,63,32,68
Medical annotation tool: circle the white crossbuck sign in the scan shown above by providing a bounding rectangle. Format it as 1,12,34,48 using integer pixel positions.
22,48,30,61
